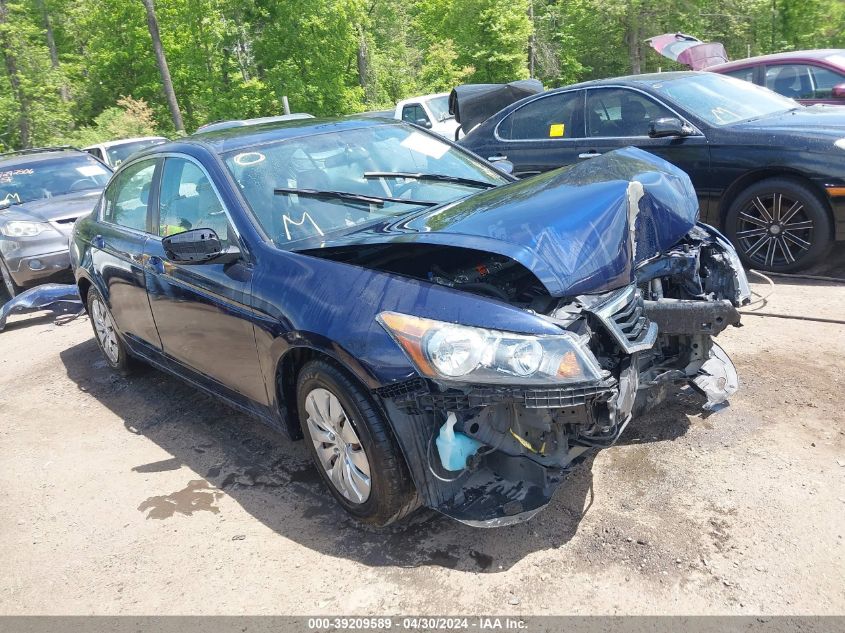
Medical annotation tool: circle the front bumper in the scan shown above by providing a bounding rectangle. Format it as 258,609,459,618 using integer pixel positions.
0,234,72,287
377,338,738,527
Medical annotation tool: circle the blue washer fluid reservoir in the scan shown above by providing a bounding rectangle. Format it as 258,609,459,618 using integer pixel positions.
436,412,483,471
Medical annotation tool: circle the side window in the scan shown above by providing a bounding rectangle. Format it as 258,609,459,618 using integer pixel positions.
157,157,230,242
499,91,583,140
402,104,429,125
765,64,814,99
807,65,845,99
86,147,104,162
586,88,675,138
722,67,755,83
102,159,156,232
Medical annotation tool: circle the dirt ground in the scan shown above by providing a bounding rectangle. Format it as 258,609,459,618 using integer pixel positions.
1,253,844,616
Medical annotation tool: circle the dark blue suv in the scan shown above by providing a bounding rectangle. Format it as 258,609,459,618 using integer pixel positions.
71,117,750,527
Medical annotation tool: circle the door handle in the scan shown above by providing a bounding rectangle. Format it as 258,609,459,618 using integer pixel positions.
578,151,601,159
487,154,508,161
147,255,165,275
92,235,105,249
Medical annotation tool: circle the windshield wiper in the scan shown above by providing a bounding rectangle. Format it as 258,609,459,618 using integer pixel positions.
273,187,437,207
363,172,496,189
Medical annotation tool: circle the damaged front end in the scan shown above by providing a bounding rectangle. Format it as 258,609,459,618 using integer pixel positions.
357,151,751,526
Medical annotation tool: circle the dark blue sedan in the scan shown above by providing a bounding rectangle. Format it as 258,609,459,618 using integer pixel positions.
71,118,750,526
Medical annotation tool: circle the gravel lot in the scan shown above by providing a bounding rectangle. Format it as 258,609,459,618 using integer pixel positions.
1,252,843,616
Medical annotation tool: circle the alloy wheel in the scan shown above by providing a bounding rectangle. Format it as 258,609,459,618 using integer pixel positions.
735,193,813,268
91,296,120,364
304,387,372,504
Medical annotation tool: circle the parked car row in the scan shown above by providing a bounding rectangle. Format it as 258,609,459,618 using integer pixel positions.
2,52,842,528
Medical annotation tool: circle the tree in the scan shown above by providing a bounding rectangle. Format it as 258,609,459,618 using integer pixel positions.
140,0,184,132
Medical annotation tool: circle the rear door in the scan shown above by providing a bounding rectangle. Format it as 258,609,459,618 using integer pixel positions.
90,157,161,350
142,154,268,406
491,90,585,177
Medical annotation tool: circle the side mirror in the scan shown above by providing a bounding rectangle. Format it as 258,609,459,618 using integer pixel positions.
649,117,687,138
162,228,239,264
416,118,433,129
832,84,845,99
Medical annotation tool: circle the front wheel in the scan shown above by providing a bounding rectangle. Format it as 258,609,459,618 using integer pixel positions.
725,178,832,273
296,359,418,526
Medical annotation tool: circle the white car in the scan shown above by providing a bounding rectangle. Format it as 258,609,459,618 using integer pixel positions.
394,93,460,139
83,136,168,167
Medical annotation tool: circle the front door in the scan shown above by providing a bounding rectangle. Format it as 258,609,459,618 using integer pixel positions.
143,155,268,406
580,87,711,211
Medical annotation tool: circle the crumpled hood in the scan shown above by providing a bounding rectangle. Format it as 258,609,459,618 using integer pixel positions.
307,147,699,297
0,189,102,223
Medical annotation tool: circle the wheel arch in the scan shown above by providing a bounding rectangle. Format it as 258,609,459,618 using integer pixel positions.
273,343,388,441
719,168,834,238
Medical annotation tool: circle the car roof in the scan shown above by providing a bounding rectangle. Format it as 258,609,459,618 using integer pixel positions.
195,113,315,134
709,49,845,71
534,71,699,94
84,136,167,150
0,147,90,167
184,116,407,154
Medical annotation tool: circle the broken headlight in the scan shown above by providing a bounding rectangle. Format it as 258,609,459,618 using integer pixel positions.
377,311,603,385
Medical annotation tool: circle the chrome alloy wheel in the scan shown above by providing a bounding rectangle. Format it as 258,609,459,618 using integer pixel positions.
735,193,813,268
305,387,372,503
91,296,120,364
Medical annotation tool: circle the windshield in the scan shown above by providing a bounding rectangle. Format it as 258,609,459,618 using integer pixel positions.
427,95,452,121
106,139,163,166
0,154,111,208
650,73,800,126
223,123,507,248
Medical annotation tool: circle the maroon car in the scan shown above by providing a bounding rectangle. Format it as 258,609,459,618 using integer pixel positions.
710,49,845,105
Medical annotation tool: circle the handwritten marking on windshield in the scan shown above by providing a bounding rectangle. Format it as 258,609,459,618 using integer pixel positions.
0,168,34,183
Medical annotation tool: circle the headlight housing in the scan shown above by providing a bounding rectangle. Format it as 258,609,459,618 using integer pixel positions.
377,312,603,385
0,220,50,237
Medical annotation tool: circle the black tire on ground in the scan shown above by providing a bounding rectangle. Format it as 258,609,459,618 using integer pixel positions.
725,177,833,273
296,359,419,526
85,286,136,374
0,257,23,301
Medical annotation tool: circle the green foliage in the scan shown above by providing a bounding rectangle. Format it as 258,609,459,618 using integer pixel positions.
60,96,158,146
0,0,844,149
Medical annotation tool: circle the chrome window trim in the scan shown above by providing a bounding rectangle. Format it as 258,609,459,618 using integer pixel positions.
97,156,158,236
493,84,704,143
147,151,244,245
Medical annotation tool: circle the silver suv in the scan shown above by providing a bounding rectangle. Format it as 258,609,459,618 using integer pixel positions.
0,148,111,299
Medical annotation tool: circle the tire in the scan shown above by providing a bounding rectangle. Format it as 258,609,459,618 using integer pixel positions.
296,359,419,526
725,177,832,273
0,257,23,301
86,287,136,374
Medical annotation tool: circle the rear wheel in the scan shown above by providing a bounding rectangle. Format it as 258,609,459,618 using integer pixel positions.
296,359,418,526
725,178,832,272
0,257,22,301
86,287,135,374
